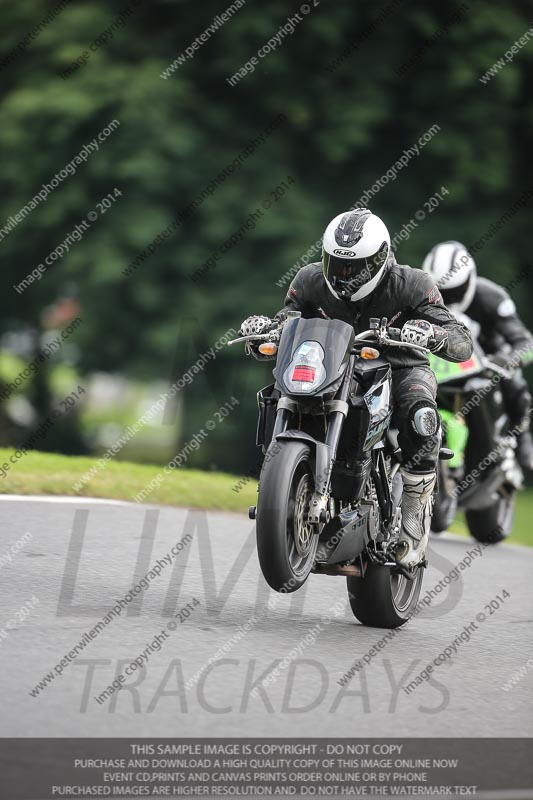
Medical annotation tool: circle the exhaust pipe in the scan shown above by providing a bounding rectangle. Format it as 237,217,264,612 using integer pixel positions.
316,563,362,577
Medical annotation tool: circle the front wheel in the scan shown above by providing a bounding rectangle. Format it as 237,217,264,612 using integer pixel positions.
256,440,319,592
347,562,424,628
465,488,515,545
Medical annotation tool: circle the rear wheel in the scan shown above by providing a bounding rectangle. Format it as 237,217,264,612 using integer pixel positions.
465,488,515,545
431,460,457,533
346,562,424,628
256,440,318,592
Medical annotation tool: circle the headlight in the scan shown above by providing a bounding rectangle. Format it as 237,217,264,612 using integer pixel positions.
283,341,327,393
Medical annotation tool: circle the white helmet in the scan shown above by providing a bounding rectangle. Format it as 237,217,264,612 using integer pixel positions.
422,241,477,313
322,209,390,301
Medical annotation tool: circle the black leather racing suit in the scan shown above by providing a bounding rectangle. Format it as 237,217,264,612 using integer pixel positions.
467,276,533,437
275,257,473,473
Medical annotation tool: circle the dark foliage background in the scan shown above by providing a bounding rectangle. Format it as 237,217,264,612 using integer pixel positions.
1,0,532,473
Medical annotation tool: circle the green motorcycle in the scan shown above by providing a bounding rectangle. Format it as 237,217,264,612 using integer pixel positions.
429,337,523,544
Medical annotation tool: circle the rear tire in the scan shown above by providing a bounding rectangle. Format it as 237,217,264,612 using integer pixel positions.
256,440,318,592
431,460,457,533
465,489,515,545
346,562,424,629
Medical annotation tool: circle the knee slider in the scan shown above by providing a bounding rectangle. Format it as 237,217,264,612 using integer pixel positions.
411,404,439,437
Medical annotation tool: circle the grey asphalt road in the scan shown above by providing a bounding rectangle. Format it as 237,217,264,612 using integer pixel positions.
0,495,531,737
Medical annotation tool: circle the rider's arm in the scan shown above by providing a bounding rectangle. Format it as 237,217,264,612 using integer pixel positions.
274,266,321,323
490,294,533,367
412,272,474,363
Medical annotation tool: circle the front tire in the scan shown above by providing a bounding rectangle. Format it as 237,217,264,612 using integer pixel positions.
465,489,515,545
347,562,424,628
256,440,318,592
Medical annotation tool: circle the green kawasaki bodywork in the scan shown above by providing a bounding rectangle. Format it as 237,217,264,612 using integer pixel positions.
438,408,469,468
428,353,479,469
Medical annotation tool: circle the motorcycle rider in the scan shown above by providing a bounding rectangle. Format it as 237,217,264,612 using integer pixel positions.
240,209,473,568
422,241,533,470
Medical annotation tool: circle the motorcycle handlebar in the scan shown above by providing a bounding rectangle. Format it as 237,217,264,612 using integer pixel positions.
483,359,511,379
227,331,278,346
228,323,430,353
351,329,429,353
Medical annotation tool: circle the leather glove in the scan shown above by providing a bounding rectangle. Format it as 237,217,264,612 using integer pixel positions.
401,320,448,352
428,325,449,353
239,315,281,361
239,315,276,337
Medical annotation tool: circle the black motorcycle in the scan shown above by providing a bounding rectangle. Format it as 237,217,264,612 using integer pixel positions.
430,315,523,544
229,313,445,629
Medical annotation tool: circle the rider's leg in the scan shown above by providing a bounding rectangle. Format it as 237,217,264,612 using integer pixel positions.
499,369,533,470
392,367,440,568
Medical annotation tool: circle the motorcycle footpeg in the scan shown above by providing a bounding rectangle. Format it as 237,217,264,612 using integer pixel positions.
392,562,425,579
368,548,389,565
439,448,454,460
386,542,427,575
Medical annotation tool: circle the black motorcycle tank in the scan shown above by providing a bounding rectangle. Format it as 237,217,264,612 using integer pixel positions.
336,356,392,457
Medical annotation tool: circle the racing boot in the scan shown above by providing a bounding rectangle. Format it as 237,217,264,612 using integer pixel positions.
395,469,436,569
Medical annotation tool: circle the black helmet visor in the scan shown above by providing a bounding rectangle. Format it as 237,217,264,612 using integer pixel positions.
324,242,388,297
440,273,472,307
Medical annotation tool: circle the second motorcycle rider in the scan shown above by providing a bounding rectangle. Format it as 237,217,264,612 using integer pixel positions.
239,209,473,569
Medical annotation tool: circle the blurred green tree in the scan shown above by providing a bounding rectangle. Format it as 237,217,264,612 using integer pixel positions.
0,0,531,471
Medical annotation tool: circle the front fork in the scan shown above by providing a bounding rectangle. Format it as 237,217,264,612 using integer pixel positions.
272,356,356,526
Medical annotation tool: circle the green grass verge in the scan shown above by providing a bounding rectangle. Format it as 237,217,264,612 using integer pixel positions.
0,448,531,546
0,449,257,513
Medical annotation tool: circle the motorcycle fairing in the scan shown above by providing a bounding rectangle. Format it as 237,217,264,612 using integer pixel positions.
273,317,355,397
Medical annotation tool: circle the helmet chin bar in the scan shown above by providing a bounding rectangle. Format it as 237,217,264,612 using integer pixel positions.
329,263,372,299
330,277,358,300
